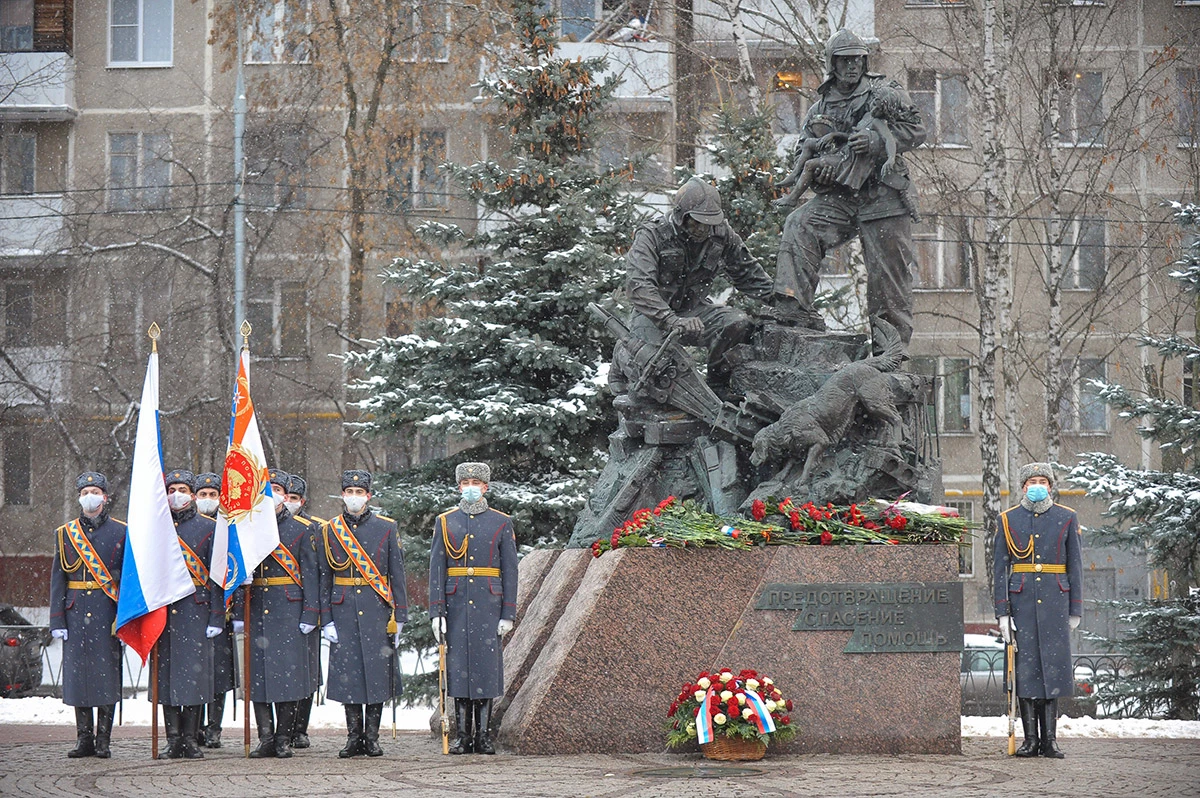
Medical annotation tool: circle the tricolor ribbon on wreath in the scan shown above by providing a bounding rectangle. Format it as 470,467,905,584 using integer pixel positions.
695,683,776,743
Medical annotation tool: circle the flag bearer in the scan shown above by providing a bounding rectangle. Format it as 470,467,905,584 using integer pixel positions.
195,472,235,748
244,471,321,758
157,469,226,759
321,470,407,758
994,462,1084,759
284,472,324,749
50,472,126,759
428,462,518,755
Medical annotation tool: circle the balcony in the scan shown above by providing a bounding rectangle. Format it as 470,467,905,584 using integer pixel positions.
0,53,76,120
0,195,65,256
557,41,672,107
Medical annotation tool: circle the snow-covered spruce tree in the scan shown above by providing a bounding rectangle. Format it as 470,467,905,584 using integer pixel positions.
347,0,651,557
1069,202,1200,721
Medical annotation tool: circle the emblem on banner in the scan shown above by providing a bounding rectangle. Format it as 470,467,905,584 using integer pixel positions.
220,442,266,523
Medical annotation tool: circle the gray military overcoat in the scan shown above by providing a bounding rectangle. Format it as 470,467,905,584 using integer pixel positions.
49,512,126,707
245,509,321,703
322,510,407,705
428,507,518,699
993,502,1084,699
154,506,225,706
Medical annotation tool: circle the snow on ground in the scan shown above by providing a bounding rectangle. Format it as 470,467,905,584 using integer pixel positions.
961,714,1200,738
0,695,436,731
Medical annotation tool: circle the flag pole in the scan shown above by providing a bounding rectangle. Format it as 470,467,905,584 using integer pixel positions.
243,590,251,757
151,644,159,760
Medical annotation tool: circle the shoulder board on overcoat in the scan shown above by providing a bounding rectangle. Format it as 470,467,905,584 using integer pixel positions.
1053,502,1077,513
199,513,217,521
110,518,127,527
490,508,511,519
293,515,312,527
1000,504,1022,515
377,514,395,523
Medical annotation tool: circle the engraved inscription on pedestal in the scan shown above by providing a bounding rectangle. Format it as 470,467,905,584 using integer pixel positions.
755,581,964,653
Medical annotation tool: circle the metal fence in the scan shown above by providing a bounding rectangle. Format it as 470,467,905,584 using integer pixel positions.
961,650,1138,718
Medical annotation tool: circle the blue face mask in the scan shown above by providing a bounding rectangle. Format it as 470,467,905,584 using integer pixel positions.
461,485,483,503
1025,484,1049,503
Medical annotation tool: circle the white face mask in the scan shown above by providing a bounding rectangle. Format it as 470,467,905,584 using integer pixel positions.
343,494,368,514
168,491,192,511
272,489,286,509
284,501,302,515
79,493,105,514
196,498,219,516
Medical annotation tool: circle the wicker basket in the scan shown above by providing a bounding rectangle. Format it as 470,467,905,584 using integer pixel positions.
700,736,767,761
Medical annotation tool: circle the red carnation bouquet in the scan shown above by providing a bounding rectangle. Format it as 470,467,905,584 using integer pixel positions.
665,667,797,749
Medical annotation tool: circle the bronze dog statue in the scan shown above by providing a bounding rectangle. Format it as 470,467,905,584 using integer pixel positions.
751,318,905,485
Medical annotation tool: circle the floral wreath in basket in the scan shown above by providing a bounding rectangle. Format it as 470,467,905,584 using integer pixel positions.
666,667,797,749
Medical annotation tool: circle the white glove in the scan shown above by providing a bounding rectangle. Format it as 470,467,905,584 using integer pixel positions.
431,616,446,643
393,632,402,649
232,620,245,635
497,619,514,637
299,623,316,635
206,625,223,639
52,628,68,641
1069,615,1081,630
997,616,1014,644
322,624,339,644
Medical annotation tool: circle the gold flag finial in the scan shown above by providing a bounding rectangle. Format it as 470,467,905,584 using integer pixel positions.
148,322,161,353
240,320,252,350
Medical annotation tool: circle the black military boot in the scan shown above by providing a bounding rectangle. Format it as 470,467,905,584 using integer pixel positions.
292,694,313,748
274,702,297,759
248,702,276,758
94,705,115,759
362,703,384,757
1014,698,1039,757
67,707,95,758
1039,699,1065,759
179,706,205,759
448,698,473,754
338,704,364,758
158,705,183,759
473,699,495,755
204,693,226,748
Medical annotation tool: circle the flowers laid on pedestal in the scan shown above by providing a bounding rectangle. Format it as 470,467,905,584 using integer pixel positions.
666,667,797,761
591,495,974,557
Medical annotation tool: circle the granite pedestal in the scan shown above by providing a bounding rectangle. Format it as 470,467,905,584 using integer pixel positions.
497,545,961,755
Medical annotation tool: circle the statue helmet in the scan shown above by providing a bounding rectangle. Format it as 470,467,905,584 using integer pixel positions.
824,28,870,77
672,177,724,226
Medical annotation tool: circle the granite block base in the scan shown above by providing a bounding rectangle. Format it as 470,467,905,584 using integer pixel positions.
497,545,961,755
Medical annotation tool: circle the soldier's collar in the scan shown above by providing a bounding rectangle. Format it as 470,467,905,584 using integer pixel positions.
1019,495,1054,514
459,496,489,515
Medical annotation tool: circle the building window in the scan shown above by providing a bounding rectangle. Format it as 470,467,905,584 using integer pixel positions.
1060,357,1107,433
908,70,969,147
0,0,34,52
914,215,970,289
1059,217,1105,290
1179,68,1199,147
913,356,972,433
402,1,449,62
2,426,30,505
108,132,171,211
1055,70,1104,146
109,0,173,66
387,130,447,210
247,280,307,358
0,129,35,195
943,500,974,577
247,0,311,64
246,127,308,209
4,276,66,346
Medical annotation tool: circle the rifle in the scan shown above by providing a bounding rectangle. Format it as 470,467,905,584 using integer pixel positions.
438,641,449,755
1006,630,1017,756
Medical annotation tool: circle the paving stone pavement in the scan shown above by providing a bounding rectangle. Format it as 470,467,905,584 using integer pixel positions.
0,726,1197,798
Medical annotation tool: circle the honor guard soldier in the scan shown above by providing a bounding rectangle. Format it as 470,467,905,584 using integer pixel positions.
321,470,407,757
195,472,234,748
429,462,518,754
157,469,226,759
284,473,323,749
994,462,1083,759
244,471,321,758
50,472,126,758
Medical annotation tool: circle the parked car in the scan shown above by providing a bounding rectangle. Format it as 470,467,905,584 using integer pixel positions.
960,632,1098,717
0,605,50,698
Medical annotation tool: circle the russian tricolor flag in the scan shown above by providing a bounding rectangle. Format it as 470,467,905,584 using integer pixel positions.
116,344,195,664
209,347,278,605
